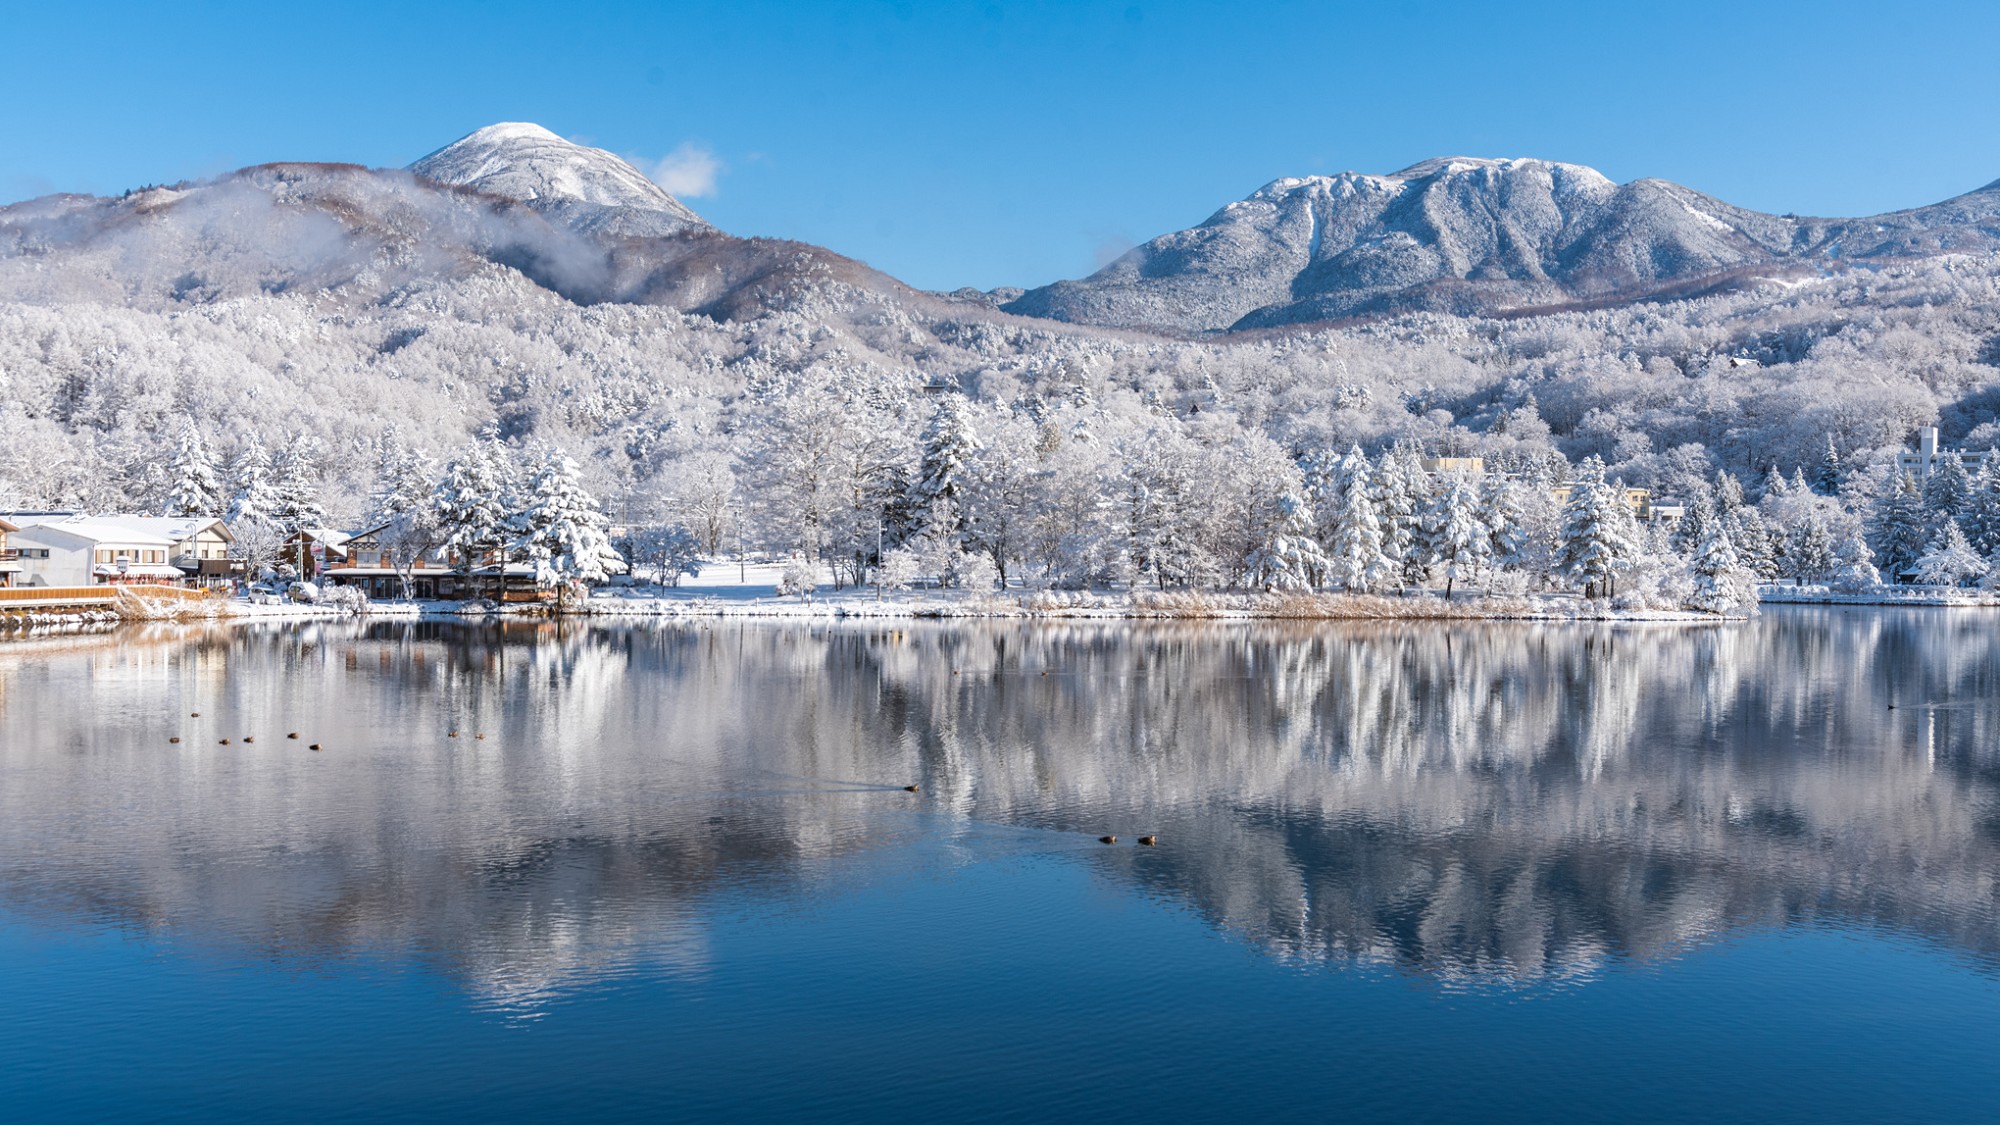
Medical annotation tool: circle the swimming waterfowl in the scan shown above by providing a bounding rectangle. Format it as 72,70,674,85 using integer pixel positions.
903,785,920,792
243,736,255,743
1138,835,1158,846
309,743,322,751
1098,836,1118,844
168,737,181,744
218,739,230,745
287,733,299,740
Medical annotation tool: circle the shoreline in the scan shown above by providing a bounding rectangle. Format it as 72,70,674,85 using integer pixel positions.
10,581,1993,634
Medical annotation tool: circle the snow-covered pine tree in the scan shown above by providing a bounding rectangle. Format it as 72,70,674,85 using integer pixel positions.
1866,469,1929,581
1785,510,1835,584
507,446,626,608
1814,434,1842,495
908,395,981,546
1558,459,1635,600
1789,467,1811,498
1245,489,1327,592
1920,450,1973,532
1713,470,1746,516
1373,445,1427,588
1912,521,1988,587
1326,449,1392,593
1481,475,1529,574
1423,473,1490,598
1728,506,1779,580
166,416,222,517
1687,524,1753,614
1964,450,2000,555
270,433,327,533
1829,531,1882,593
1297,447,1344,548
226,435,281,527
432,440,515,597
1760,463,1789,503
366,444,438,526
1671,490,1716,556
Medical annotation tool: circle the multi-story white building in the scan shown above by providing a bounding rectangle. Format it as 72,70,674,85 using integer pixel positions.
0,514,236,588
1897,426,1989,480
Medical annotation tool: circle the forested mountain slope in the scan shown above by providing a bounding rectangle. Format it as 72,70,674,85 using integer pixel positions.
1,124,1997,595
1005,158,2000,332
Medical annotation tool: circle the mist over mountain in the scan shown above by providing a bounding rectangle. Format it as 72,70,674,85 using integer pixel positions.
1005,157,2000,332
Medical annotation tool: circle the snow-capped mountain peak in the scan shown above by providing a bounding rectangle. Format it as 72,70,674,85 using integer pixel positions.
409,122,708,238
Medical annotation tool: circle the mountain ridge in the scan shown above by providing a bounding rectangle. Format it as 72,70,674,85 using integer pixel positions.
1003,157,2000,332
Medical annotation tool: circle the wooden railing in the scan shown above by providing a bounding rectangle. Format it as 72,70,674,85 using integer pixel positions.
0,585,119,604
0,583,216,606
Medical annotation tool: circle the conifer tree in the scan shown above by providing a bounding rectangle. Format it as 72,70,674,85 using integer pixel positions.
432,440,515,597
1786,510,1835,583
166,416,222,517
1327,449,1392,593
270,433,327,533
1867,470,1929,581
1920,451,1973,532
1481,475,1529,573
1671,490,1717,556
1713,470,1745,516
226,435,282,528
1760,463,1789,503
1688,524,1752,614
1728,506,1779,579
1245,489,1327,592
1829,531,1882,593
508,446,626,607
1814,434,1842,495
1558,459,1636,600
1913,521,1988,587
1423,473,1490,598
908,396,981,545
1963,451,2000,555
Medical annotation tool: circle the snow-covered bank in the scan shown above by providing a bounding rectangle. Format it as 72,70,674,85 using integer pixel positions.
1756,583,1999,608
575,585,1726,622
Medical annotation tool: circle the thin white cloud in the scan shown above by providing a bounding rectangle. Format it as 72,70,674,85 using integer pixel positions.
649,143,722,199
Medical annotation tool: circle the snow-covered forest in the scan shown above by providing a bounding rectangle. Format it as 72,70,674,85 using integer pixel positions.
5,157,2000,607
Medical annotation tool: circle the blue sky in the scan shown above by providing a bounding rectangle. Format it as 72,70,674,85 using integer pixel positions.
3,0,1996,291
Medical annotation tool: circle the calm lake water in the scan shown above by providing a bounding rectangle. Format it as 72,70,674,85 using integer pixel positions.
2,609,1997,1122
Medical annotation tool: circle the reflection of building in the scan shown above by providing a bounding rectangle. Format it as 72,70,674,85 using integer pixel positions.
1897,426,1987,480
0,513,235,587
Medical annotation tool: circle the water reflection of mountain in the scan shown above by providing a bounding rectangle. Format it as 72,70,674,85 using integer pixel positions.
1,610,1995,1001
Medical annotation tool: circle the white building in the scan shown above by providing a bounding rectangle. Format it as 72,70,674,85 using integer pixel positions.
1,514,235,588
1897,426,1989,480
0,517,19,588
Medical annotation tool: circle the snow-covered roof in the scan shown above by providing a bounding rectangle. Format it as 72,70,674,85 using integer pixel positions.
5,513,232,544
93,563,189,579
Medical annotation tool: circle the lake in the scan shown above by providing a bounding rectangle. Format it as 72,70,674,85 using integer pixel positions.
2,609,1997,1122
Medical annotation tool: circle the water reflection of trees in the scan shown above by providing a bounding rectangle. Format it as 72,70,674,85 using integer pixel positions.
1,610,1996,1001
